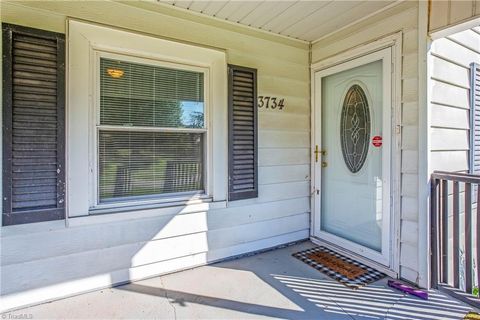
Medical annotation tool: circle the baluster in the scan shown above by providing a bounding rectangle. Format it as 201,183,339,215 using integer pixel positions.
477,184,480,295
465,183,473,293
453,181,460,288
442,179,449,283
431,178,439,289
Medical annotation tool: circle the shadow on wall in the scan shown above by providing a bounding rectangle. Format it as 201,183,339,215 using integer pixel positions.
1,191,308,312
0,200,211,308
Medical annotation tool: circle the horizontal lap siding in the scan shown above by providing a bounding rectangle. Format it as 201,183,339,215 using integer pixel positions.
428,29,480,291
0,0,310,310
312,2,420,283
430,30,480,173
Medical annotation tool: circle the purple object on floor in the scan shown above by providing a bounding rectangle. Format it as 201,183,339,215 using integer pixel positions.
388,280,429,300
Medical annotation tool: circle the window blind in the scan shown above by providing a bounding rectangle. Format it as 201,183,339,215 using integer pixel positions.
2,23,66,226
228,65,258,201
100,58,204,128
98,131,203,201
98,58,205,203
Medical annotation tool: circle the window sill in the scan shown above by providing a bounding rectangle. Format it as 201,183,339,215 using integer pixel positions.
90,192,210,213
69,197,226,227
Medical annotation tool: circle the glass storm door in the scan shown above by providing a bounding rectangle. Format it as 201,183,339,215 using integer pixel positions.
313,48,392,266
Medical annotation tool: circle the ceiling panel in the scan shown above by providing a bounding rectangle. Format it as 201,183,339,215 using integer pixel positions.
222,1,264,23
301,0,397,40
202,1,229,16
171,0,190,9
276,1,335,36
261,1,324,34
187,1,210,12
239,1,298,29
159,0,400,42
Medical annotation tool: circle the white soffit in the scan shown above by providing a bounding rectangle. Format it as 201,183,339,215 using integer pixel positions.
157,0,401,42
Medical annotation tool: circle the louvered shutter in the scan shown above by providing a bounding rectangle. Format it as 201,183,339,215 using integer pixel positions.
471,63,480,174
228,65,258,201
2,24,65,226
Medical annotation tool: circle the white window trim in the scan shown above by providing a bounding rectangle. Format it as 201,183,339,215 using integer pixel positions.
67,19,227,218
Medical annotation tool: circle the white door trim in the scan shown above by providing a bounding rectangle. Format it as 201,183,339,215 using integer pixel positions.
310,32,402,274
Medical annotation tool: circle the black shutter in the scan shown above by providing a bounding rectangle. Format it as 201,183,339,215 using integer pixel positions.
2,24,65,226
228,65,258,201
471,63,480,174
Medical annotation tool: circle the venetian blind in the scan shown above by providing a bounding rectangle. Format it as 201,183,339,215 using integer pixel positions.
98,58,205,203
2,24,66,226
228,65,258,201
100,58,204,128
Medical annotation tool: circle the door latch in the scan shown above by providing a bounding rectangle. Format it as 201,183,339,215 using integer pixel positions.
314,145,327,162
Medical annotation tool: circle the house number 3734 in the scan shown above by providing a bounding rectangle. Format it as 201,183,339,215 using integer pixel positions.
258,96,285,110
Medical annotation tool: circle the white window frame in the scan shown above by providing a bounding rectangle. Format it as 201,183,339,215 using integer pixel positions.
92,51,210,210
67,19,227,217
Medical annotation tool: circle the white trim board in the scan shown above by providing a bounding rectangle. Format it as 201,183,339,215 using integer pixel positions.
418,0,430,289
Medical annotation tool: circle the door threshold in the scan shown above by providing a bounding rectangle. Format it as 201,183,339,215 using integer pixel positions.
310,236,398,278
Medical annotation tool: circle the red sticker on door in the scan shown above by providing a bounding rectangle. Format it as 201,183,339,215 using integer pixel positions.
372,136,382,147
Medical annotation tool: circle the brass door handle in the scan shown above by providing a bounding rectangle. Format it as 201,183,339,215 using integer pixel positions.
322,161,327,168
314,146,327,162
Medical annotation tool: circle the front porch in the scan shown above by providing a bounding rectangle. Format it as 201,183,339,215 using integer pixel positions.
4,241,473,320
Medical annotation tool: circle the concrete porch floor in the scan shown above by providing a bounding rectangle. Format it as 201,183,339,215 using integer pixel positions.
2,241,475,319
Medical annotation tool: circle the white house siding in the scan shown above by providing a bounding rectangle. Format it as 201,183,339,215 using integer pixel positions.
428,27,480,287
0,1,310,311
429,28,480,172
311,2,421,284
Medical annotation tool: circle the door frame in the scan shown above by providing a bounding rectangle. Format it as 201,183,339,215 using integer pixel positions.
310,32,402,274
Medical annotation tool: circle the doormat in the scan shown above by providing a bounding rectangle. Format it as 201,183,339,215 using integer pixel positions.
292,246,386,289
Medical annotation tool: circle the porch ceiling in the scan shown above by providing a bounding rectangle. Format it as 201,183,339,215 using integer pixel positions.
158,0,400,42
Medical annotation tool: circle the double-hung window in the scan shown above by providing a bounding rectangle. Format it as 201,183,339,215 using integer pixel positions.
96,55,207,205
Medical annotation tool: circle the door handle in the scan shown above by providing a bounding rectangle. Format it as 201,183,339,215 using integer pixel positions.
314,146,327,162
322,161,328,168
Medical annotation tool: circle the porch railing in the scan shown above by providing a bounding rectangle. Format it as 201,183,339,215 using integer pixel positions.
430,171,480,307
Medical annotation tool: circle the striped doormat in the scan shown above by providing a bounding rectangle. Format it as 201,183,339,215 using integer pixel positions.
292,246,386,289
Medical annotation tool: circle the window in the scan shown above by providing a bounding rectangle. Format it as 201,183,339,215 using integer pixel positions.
2,24,65,226
68,20,227,216
96,57,206,204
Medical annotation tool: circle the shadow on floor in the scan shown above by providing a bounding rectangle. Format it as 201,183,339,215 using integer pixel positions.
118,242,473,319
271,274,472,320
6,242,475,320
120,283,309,319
